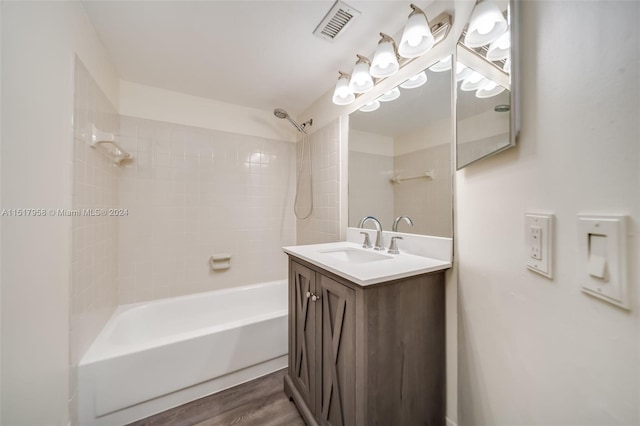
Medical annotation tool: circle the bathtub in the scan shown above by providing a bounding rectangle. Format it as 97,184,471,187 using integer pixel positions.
78,280,288,426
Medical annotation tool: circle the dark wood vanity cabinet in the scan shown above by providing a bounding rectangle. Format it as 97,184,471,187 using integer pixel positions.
284,256,445,426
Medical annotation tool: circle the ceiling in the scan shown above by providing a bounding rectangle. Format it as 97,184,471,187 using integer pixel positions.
350,65,452,137
82,0,428,117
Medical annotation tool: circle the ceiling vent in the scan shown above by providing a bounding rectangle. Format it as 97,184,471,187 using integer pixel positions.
313,1,361,42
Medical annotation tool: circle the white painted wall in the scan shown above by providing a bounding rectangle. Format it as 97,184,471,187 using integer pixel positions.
456,1,639,424
394,117,451,156
119,80,299,143
1,2,119,424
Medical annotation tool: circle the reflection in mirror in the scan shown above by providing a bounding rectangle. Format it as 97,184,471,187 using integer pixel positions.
456,0,518,169
348,58,452,237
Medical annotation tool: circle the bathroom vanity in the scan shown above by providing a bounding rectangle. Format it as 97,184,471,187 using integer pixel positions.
283,234,451,426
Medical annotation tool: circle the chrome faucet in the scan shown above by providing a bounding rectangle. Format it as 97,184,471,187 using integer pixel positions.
387,236,403,254
358,216,384,250
392,215,414,232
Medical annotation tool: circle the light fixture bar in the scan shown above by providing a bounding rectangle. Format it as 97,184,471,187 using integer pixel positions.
458,42,509,89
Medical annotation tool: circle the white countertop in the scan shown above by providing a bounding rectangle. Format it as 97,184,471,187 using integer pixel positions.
283,241,451,286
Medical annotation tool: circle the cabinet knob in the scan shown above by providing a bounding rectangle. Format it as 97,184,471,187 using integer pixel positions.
306,291,311,299
311,294,321,302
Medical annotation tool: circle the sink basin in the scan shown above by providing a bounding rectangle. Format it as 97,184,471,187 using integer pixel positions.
318,247,392,264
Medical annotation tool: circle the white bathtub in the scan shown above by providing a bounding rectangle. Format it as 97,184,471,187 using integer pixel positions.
78,280,288,426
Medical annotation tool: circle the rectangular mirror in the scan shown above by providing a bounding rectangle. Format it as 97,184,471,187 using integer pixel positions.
456,0,519,169
348,57,453,237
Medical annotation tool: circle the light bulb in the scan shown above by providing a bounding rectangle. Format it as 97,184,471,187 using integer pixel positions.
456,62,473,81
359,100,380,112
398,8,435,58
399,71,427,89
477,20,495,35
332,74,355,106
371,37,399,78
429,56,452,72
476,79,506,98
487,30,511,61
378,87,400,102
464,0,508,48
348,58,374,94
460,72,488,91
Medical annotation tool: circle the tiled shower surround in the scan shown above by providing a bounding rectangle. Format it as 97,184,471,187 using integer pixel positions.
349,143,452,238
70,58,120,422
296,118,341,245
116,116,296,303
393,143,452,237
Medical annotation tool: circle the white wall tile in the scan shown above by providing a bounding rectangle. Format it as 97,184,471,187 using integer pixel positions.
116,117,296,303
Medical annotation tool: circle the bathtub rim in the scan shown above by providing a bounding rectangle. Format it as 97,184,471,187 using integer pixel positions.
80,279,287,365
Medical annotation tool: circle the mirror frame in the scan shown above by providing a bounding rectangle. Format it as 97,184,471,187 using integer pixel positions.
455,0,520,170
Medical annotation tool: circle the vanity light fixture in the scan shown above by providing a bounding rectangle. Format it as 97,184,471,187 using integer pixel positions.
348,54,374,93
429,56,452,72
476,80,505,98
329,8,452,106
486,30,511,61
359,100,380,112
398,4,435,58
378,87,401,102
400,71,428,89
332,71,356,105
370,33,400,78
464,0,508,48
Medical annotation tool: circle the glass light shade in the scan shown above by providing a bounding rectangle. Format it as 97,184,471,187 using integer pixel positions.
359,100,380,112
476,80,506,98
349,60,374,93
400,71,427,89
455,62,473,81
378,87,401,102
332,75,355,105
429,56,452,72
503,55,511,74
464,0,508,48
398,12,435,58
370,40,399,78
460,72,487,91
486,30,511,61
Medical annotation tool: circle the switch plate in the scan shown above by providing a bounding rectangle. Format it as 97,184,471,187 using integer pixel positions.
577,215,629,309
525,213,553,278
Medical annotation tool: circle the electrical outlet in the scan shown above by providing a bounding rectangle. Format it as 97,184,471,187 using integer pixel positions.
525,213,553,278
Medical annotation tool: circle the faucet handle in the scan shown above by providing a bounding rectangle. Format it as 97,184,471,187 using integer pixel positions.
360,232,372,249
387,236,403,254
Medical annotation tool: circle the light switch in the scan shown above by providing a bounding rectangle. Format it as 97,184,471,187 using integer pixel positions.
587,234,608,280
525,213,553,278
577,215,629,310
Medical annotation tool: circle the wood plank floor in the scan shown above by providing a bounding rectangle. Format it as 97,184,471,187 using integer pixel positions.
128,369,304,426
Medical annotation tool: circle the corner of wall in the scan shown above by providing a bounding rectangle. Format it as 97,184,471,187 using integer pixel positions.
118,80,297,143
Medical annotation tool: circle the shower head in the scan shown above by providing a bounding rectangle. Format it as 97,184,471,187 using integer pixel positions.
273,108,312,133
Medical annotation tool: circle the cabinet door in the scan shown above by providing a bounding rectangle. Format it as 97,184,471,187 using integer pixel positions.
317,275,355,426
290,261,316,412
